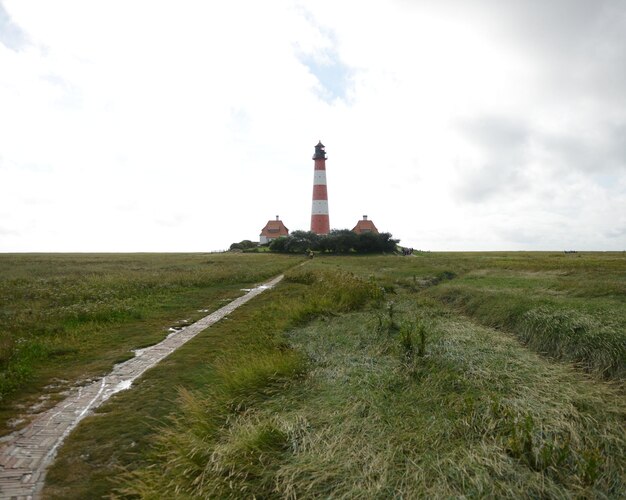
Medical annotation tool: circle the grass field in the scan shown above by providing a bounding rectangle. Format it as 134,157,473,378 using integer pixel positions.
2,252,623,498
314,252,626,378
0,253,302,435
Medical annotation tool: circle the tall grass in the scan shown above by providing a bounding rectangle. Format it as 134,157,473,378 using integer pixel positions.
283,268,383,324
430,285,626,378
37,253,626,498
0,253,300,430
521,306,625,378
307,253,625,379
117,275,626,498
116,269,382,498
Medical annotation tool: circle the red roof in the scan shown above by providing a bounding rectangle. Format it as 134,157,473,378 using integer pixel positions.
352,218,379,234
260,220,289,238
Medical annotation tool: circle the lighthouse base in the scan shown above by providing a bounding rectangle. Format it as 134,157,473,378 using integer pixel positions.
311,215,330,235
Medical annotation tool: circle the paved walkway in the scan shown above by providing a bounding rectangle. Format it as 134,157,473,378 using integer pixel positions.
0,275,284,499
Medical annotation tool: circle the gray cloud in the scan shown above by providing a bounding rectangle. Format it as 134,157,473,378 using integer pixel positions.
455,115,531,202
605,227,626,239
489,1,626,105
0,226,19,236
460,116,529,159
156,214,185,228
492,0,607,50
540,123,626,175
0,2,29,51
456,111,626,203
434,1,626,106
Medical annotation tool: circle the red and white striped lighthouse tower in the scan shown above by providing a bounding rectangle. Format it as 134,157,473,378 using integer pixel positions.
310,141,330,234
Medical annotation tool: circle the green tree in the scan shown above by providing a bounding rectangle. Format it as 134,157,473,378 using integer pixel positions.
324,229,357,253
285,231,320,253
269,237,289,252
229,240,258,251
377,232,399,253
354,232,382,253
270,230,398,254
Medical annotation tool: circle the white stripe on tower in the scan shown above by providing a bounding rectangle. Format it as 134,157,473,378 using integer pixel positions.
310,140,330,234
311,200,329,214
313,171,326,184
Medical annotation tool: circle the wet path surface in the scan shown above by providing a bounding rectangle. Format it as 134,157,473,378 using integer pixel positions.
0,275,283,499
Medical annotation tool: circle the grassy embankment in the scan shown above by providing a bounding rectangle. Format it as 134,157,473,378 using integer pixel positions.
326,251,626,379
0,253,301,435
423,252,625,379
41,252,625,498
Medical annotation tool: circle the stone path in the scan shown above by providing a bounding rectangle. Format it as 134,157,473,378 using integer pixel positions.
0,275,284,499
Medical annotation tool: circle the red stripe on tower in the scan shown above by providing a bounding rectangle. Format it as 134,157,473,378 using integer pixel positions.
310,140,330,234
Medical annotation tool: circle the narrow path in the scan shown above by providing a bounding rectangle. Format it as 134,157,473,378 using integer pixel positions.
0,274,284,499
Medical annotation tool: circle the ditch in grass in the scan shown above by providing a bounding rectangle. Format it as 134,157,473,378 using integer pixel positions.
307,252,626,380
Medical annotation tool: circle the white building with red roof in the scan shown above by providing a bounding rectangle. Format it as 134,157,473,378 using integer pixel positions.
352,215,379,234
260,216,289,244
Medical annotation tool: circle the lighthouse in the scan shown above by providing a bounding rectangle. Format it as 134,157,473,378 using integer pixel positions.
310,141,330,234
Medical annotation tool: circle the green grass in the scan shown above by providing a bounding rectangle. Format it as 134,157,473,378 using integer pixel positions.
306,252,626,379
43,268,381,499
423,257,626,379
108,260,625,498
5,252,622,498
276,309,624,497
0,253,301,434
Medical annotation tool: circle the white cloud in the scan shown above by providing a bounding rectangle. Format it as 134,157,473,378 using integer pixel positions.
0,0,624,251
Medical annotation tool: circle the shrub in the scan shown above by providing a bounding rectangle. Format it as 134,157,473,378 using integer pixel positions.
269,236,289,253
285,231,320,254
324,229,358,253
230,240,258,251
270,229,399,254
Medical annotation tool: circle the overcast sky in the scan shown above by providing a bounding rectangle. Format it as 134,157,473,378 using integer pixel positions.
1,0,625,252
